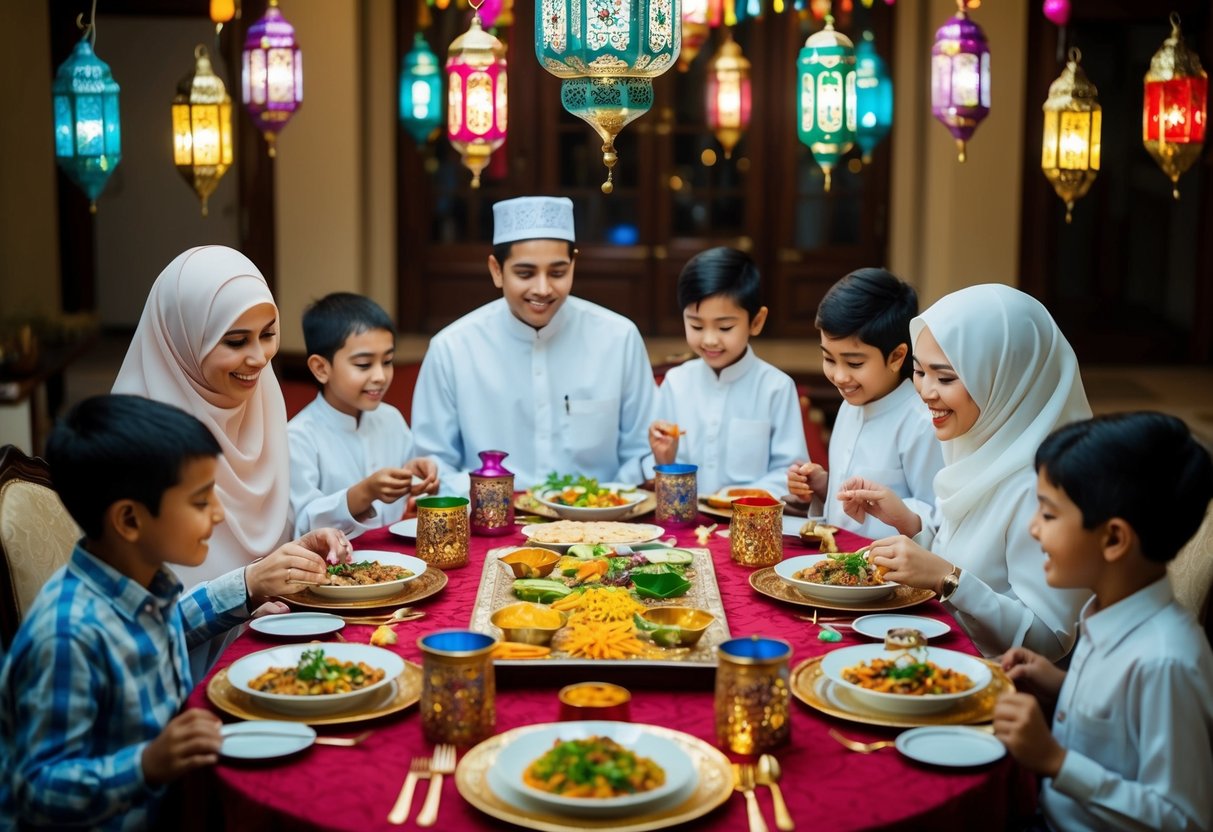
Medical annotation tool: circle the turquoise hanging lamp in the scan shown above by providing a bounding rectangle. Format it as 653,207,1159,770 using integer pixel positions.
52,11,121,213
796,15,857,191
854,30,892,163
400,33,444,145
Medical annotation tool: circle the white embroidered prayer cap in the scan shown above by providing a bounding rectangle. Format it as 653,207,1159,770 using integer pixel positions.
492,196,576,245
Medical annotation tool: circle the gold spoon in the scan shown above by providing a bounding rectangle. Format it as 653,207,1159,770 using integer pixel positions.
756,754,794,830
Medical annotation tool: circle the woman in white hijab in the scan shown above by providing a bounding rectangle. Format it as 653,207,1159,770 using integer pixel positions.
113,246,351,589
839,284,1092,660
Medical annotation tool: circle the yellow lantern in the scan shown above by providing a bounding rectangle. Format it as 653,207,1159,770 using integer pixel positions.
1042,48,1100,224
171,46,234,217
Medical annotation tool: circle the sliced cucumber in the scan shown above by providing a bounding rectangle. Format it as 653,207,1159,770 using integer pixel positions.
641,548,695,565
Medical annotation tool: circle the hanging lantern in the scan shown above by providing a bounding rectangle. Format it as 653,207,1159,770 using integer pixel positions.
400,33,444,145
854,30,893,164
1143,12,1207,200
1041,48,1100,224
705,34,751,158
537,0,682,193
52,32,122,213
241,0,303,158
172,45,234,217
930,0,990,162
446,11,508,187
796,16,856,192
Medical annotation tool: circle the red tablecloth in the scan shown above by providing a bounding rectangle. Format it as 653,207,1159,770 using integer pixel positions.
183,517,1035,831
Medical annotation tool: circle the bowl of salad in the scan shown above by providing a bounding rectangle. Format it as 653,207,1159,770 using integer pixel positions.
534,473,646,521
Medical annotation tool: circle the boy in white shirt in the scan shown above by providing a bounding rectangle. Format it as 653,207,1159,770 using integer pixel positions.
994,412,1213,832
288,293,438,537
647,247,807,496
787,268,942,538
412,196,656,495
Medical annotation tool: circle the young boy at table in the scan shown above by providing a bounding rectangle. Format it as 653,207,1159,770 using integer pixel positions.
0,395,335,830
412,196,656,495
288,292,439,538
645,247,807,496
786,268,943,538
994,412,1213,832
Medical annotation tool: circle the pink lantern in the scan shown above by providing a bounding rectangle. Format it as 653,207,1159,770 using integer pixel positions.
446,11,508,187
705,35,752,158
241,0,303,158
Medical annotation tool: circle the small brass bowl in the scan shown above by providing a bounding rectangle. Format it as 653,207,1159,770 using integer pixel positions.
637,607,716,648
491,602,568,645
497,547,561,579
558,681,632,722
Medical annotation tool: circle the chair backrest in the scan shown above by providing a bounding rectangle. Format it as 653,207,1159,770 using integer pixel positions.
1168,502,1213,639
0,445,80,648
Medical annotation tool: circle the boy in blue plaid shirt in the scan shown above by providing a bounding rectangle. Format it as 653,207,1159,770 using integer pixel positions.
0,395,341,830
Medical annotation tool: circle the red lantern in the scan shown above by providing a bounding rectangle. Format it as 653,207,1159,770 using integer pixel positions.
446,13,507,188
1143,13,1207,199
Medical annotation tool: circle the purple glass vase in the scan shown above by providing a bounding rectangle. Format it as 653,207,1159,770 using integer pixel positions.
469,450,514,536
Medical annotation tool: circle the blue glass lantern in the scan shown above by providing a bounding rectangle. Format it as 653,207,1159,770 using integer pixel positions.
855,30,893,163
400,33,444,146
52,35,121,213
536,0,682,193
796,16,856,192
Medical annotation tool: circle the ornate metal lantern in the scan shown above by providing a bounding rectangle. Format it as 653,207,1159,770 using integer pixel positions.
930,0,989,162
796,16,856,192
855,30,893,164
1143,12,1207,200
400,33,444,146
241,0,303,158
53,32,121,213
537,0,682,193
1042,48,1100,223
680,0,713,71
705,34,751,159
446,12,508,188
172,45,234,217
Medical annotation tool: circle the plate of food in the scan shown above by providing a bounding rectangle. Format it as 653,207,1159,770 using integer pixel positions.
531,474,648,521
309,551,426,601
819,643,991,716
249,612,346,639
520,521,665,553
486,721,696,818
773,553,896,603
698,487,774,518
226,643,406,717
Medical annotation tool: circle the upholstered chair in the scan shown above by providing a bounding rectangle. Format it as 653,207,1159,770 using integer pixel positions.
1169,504,1213,643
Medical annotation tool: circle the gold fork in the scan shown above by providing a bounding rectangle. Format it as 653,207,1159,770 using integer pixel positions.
732,763,769,832
387,757,430,825
828,728,897,754
416,743,457,827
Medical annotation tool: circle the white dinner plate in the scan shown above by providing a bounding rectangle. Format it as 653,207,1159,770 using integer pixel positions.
388,518,417,539
782,515,827,537
227,643,406,716
773,554,898,604
220,721,316,760
895,726,1006,767
309,551,427,601
519,522,664,553
850,614,951,642
250,612,346,639
819,644,992,716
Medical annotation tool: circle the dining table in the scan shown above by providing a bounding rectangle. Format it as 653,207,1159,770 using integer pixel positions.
181,511,1037,831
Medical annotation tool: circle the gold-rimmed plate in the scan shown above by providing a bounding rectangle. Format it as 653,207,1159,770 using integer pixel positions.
281,567,448,611
516,490,657,522
790,656,1013,729
206,662,422,726
749,567,935,612
455,722,734,831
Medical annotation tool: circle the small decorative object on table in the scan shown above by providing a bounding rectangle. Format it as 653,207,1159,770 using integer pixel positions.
730,497,784,567
655,463,698,527
418,630,497,746
469,450,514,535
715,636,792,754
415,497,470,568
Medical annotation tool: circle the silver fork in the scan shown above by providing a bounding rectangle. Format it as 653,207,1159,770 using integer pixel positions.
416,744,457,827
387,757,430,825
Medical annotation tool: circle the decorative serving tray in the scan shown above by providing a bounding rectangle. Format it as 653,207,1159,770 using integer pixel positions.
469,546,731,669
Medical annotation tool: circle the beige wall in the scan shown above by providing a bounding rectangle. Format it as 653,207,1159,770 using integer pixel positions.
0,3,60,317
889,0,1028,308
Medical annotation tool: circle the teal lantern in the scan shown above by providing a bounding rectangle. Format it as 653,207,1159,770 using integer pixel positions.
536,0,682,193
855,30,893,164
796,16,856,192
400,33,443,145
52,33,121,213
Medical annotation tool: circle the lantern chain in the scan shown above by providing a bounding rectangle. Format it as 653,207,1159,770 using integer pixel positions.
76,0,99,47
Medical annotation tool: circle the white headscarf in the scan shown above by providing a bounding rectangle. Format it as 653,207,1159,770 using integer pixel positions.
112,246,290,583
910,284,1091,527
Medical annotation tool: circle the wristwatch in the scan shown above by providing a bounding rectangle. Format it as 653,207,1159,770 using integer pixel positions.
938,564,961,602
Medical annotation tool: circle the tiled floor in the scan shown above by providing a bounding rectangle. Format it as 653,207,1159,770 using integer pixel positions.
64,334,1213,448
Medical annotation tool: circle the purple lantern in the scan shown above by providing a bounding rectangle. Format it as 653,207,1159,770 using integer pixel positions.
930,1,990,162
241,0,303,157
